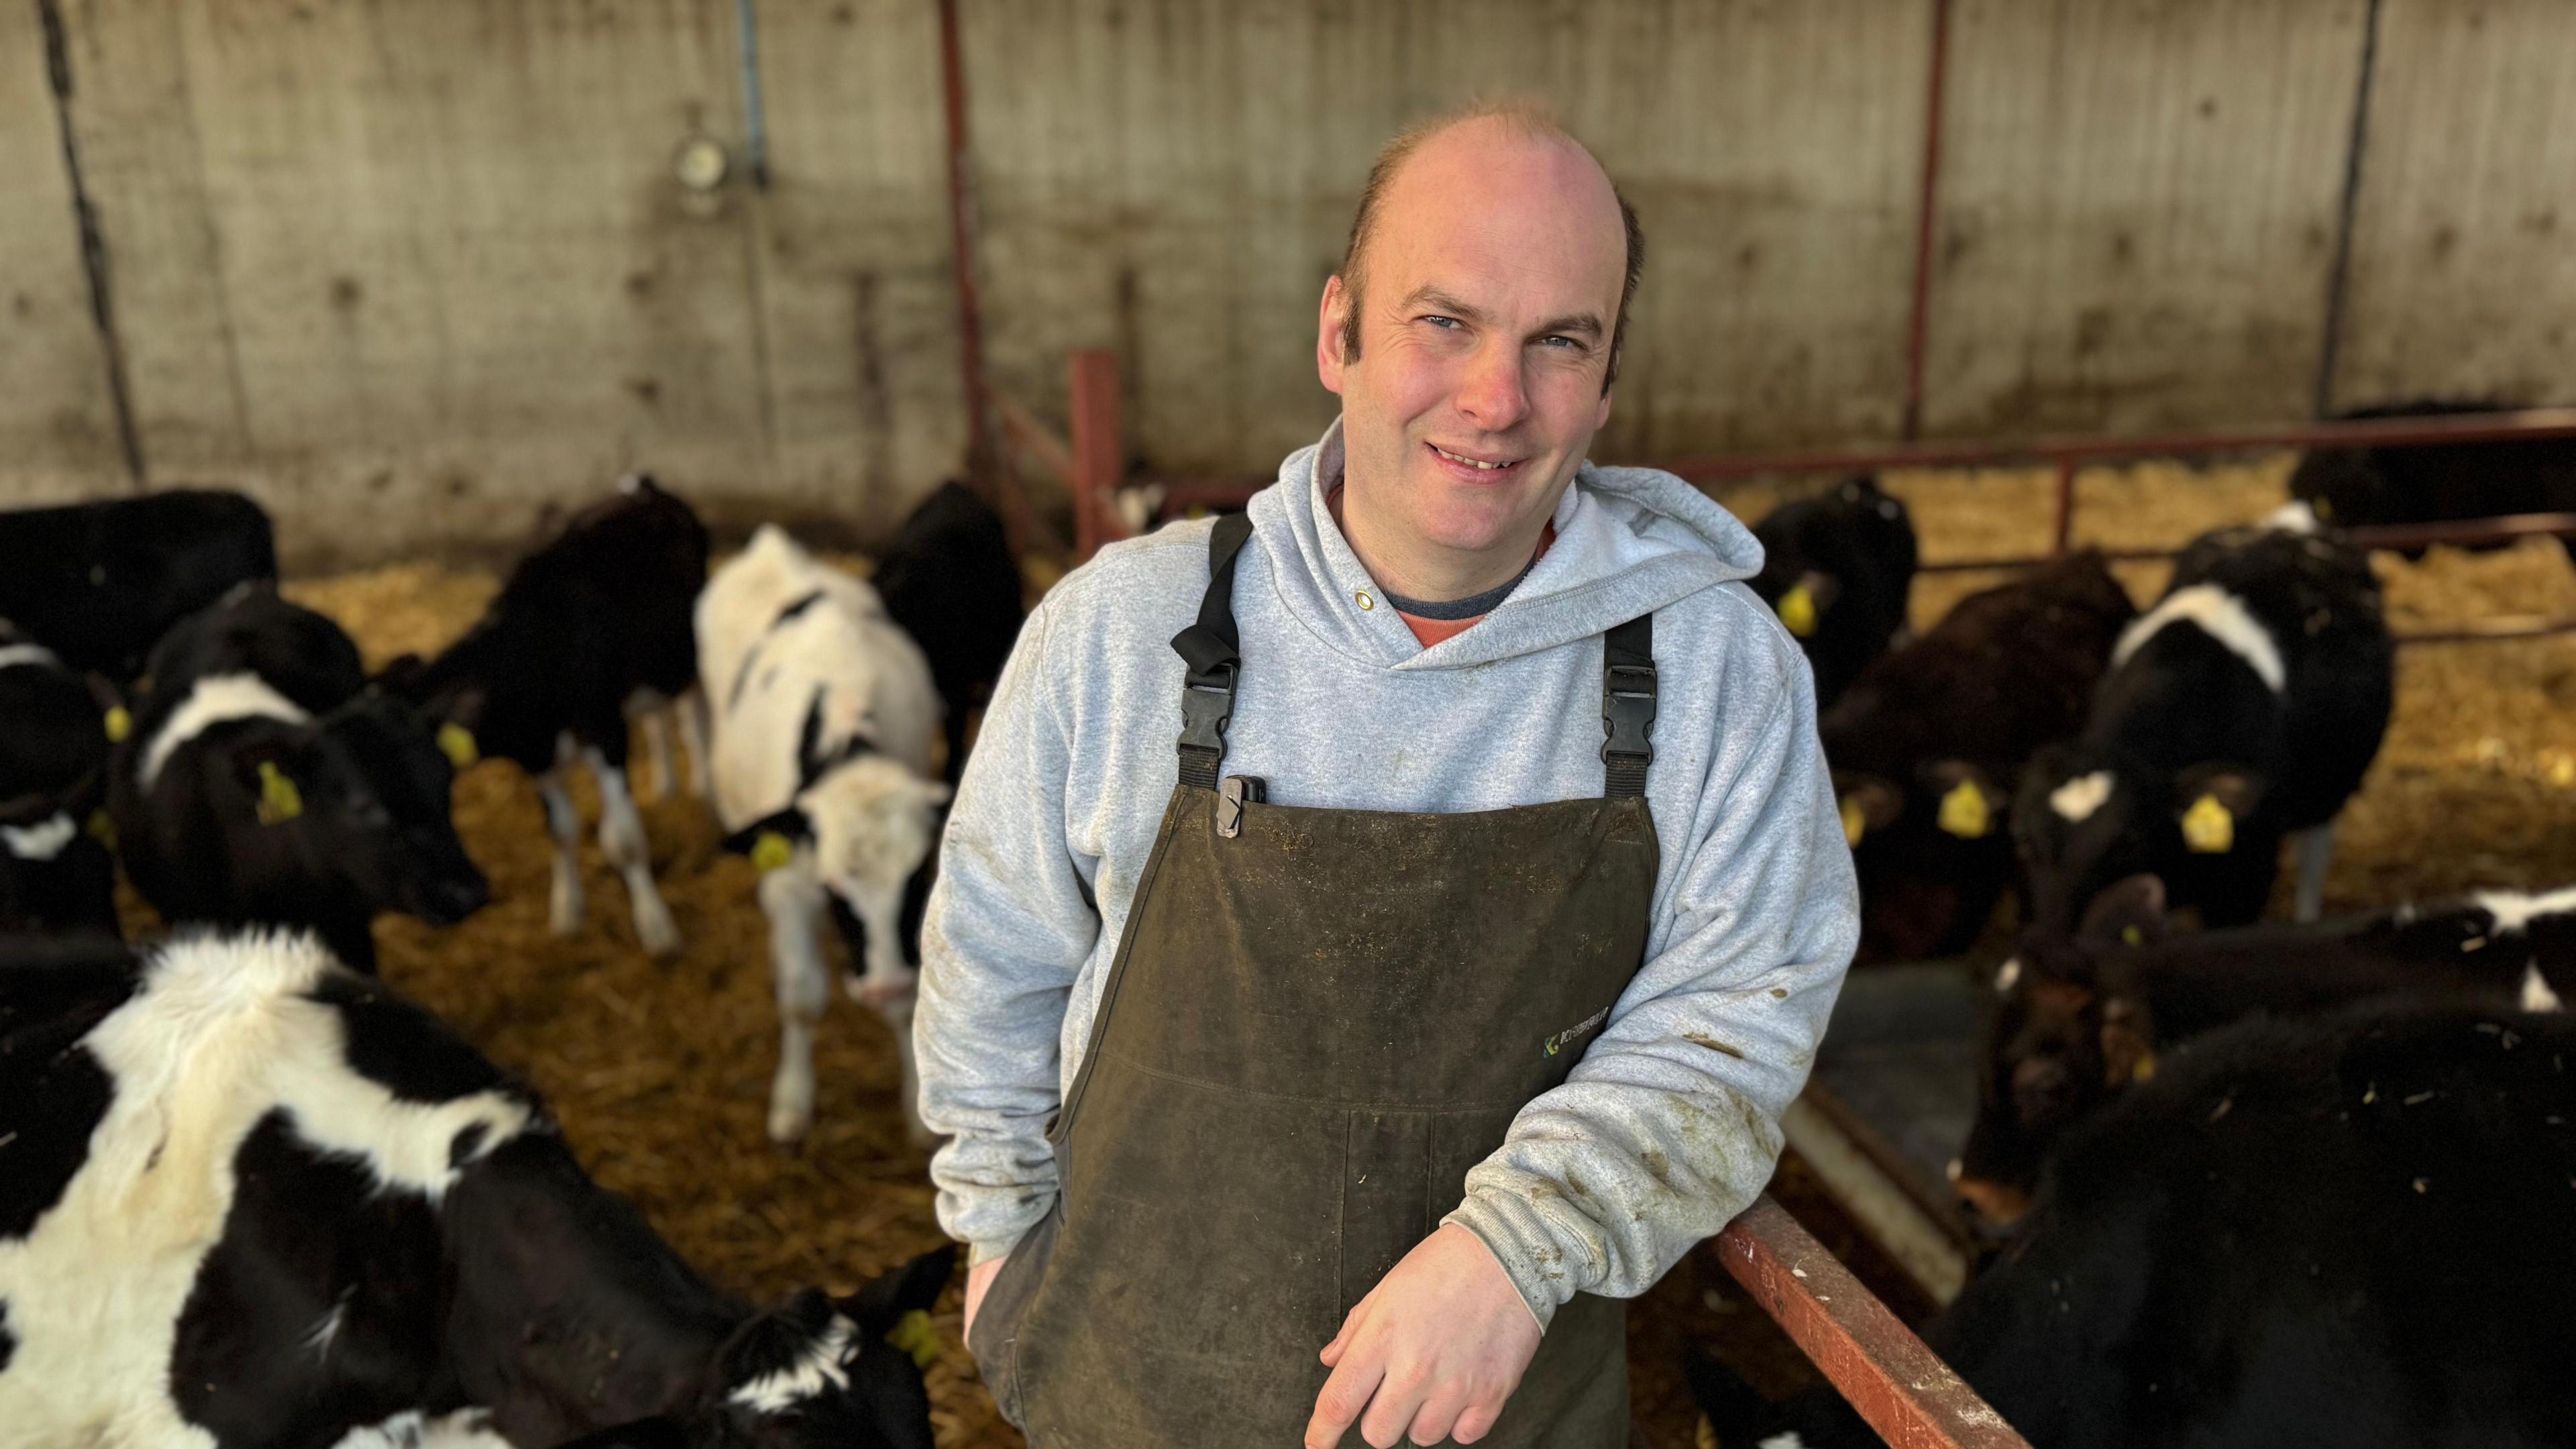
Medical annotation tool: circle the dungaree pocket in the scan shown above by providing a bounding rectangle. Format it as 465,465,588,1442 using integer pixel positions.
965,1204,1059,1430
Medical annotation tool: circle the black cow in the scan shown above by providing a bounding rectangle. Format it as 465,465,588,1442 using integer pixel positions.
870,481,1024,785
0,930,950,1448
0,488,276,680
388,475,707,957
1826,551,2135,963
109,589,486,971
1699,1004,2576,1449
2290,399,2576,560
1749,476,1918,710
2014,519,2393,935
1951,875,2573,1227
0,627,118,936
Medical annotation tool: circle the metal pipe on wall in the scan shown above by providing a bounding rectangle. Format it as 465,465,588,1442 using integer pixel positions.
1900,0,1954,442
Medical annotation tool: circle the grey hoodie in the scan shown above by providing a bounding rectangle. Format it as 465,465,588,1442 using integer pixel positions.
915,421,1859,1328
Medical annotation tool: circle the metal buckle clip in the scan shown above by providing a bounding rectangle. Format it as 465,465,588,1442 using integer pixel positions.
1216,774,1267,839
1601,662,1658,765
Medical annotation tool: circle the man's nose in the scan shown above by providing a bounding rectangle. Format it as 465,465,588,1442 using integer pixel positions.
1454,342,1529,435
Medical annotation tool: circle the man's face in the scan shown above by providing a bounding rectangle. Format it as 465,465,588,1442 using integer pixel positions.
1320,121,1629,566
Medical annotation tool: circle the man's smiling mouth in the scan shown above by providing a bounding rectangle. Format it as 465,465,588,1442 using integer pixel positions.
1429,443,1522,473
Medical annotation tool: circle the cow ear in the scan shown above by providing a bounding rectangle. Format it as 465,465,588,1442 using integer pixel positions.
1919,759,2002,840
844,1244,958,1332
2077,873,2167,948
1834,773,1904,847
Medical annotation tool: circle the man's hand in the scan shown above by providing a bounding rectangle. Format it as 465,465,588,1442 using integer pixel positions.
962,1253,1007,1342
1304,1224,1543,1448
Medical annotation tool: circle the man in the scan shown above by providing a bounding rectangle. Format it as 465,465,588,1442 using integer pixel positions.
917,101,1858,1448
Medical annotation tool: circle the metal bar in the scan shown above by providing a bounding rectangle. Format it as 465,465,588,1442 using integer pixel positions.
1666,405,2576,482
733,0,769,188
1068,350,1128,560
38,0,144,489
994,391,1075,486
1715,1196,2031,1449
1917,511,2576,574
2313,0,2385,419
1900,0,1953,441
934,0,995,481
1780,1093,1970,1306
2047,459,2077,555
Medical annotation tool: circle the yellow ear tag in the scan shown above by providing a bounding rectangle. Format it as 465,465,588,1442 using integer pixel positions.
884,1308,941,1371
103,706,131,743
751,830,794,873
86,809,115,849
1936,780,1992,839
2180,794,2234,853
1778,584,1819,639
2121,924,2143,947
436,722,478,769
1839,796,1866,848
2131,1051,2157,1083
2311,495,2333,522
256,760,303,824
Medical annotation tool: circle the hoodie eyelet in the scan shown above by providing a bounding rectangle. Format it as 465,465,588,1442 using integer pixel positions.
1354,590,1375,611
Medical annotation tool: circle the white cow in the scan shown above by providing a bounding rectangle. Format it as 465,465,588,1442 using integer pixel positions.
698,527,949,1145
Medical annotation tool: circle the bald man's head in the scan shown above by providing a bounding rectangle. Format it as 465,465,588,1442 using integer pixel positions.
1335,101,1645,392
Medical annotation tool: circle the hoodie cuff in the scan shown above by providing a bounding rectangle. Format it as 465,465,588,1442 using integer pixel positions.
968,1237,1021,1268
1443,1187,1590,1334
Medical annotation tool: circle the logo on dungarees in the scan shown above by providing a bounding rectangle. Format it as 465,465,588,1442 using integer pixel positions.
1542,1006,1611,1059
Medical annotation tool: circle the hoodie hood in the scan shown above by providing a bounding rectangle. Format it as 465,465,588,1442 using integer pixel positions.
1252,418,1767,672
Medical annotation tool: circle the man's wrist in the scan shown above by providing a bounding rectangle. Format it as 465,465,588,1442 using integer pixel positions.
1442,1193,1576,1333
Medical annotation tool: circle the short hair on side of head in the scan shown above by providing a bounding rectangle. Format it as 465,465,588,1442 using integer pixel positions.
1335,97,1647,393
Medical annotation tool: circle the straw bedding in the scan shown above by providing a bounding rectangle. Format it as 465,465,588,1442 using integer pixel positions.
237,458,2571,1447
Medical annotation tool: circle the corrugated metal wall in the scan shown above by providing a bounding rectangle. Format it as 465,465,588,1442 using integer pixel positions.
5,0,2573,561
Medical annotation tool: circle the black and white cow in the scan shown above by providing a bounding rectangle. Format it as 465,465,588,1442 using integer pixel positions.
1951,875,2574,1227
2291,399,2576,561
0,929,951,1448
699,526,948,1146
387,476,708,958
1698,1004,2576,1449
1749,476,1919,710
109,588,487,972
1825,550,2136,963
869,481,1024,786
0,626,119,936
2013,517,2394,935
0,488,276,681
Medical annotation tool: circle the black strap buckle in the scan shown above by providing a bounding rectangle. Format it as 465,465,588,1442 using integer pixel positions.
1601,662,1658,767
1179,662,1237,754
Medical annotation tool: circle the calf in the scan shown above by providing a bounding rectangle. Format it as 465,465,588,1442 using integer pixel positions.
1749,475,1918,709
869,481,1025,784
109,589,486,971
0,488,276,680
2013,517,2393,934
2291,399,2576,560
1699,1004,2576,1449
0,628,117,936
388,476,708,957
1952,875,2574,1227
700,526,949,1145
1825,551,2135,962
0,929,951,1449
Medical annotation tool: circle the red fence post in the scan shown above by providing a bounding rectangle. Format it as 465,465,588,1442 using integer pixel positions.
1715,1197,2031,1449
1069,350,1127,561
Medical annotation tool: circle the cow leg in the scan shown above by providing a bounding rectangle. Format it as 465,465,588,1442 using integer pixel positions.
539,769,586,936
586,746,681,957
678,688,714,802
759,860,830,1143
841,885,930,1148
632,695,677,802
2293,822,2335,924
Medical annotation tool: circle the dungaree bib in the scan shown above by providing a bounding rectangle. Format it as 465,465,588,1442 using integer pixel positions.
970,515,1660,1446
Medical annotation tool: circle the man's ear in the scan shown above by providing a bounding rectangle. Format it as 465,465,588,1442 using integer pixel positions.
1318,274,1354,396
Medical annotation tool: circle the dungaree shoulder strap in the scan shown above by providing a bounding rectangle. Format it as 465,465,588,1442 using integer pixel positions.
1600,614,1656,798
1169,513,1256,790
1169,511,1657,798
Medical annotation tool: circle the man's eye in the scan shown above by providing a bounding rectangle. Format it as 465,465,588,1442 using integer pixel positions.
1537,335,1584,350
1419,315,1461,330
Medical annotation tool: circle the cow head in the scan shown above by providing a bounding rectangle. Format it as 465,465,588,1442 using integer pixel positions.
552,1247,955,1449
1954,877,2168,1230
2284,445,2391,531
803,759,949,982
233,692,488,926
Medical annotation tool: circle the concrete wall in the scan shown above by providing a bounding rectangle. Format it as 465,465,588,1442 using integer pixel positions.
4,0,2573,562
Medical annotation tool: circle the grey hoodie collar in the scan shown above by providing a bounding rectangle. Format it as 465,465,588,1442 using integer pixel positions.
1248,417,1766,672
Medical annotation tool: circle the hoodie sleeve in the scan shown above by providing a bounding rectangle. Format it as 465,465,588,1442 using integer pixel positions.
915,598,1102,1264
1443,628,1859,1329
